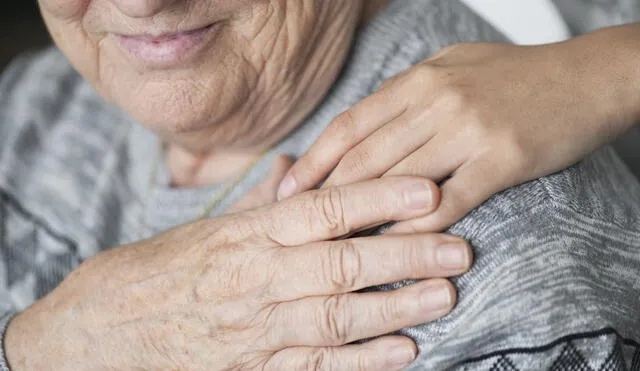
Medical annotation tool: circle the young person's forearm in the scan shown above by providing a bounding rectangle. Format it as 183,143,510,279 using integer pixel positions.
564,23,640,132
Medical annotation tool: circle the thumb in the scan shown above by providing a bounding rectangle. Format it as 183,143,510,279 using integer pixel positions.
226,155,294,214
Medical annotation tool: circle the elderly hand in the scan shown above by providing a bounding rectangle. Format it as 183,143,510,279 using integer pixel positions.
6,177,472,371
279,34,640,232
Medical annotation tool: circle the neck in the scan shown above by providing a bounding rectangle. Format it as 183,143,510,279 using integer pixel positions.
166,145,265,187
167,0,393,188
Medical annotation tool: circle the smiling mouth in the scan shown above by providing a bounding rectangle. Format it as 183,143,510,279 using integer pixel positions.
116,24,218,68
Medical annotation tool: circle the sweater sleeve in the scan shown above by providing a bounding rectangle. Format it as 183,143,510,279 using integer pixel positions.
0,312,16,371
0,51,84,371
553,0,640,35
387,147,640,370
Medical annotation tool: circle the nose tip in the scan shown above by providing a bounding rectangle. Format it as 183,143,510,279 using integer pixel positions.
110,0,177,18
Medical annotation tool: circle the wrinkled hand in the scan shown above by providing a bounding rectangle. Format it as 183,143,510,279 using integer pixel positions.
279,40,635,232
6,176,472,371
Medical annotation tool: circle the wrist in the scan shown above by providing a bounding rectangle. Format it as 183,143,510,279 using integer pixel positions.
564,24,640,132
4,302,72,371
5,312,32,371
4,310,45,371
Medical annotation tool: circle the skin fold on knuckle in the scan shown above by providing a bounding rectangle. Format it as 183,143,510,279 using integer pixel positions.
400,235,430,275
312,187,348,234
325,240,363,291
379,292,406,327
307,348,333,371
318,295,351,345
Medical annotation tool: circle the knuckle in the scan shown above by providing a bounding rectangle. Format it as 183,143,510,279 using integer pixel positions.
329,110,357,145
326,240,363,291
436,85,468,115
413,64,438,86
313,188,348,233
319,295,351,345
500,136,534,181
459,114,488,146
397,157,424,176
338,148,374,178
355,351,373,371
380,293,404,325
399,237,423,271
307,348,332,371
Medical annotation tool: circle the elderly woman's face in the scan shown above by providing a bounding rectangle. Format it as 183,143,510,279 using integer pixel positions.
38,0,363,151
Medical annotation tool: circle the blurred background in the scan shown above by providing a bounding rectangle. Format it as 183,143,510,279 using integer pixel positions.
0,3,50,70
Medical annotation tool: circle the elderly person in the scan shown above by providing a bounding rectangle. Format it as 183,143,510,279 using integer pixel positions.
1,0,639,370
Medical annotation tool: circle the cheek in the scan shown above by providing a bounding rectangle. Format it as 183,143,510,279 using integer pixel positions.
40,2,102,87
38,0,91,20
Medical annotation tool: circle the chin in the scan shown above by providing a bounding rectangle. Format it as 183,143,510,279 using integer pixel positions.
129,99,217,135
112,76,238,131
120,93,249,152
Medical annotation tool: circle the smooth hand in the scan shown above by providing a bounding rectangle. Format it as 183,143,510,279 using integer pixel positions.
279,36,640,232
5,176,471,371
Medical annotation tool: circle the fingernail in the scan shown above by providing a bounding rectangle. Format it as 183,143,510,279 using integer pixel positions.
436,243,470,270
277,175,297,200
403,181,432,209
420,285,452,312
386,346,416,369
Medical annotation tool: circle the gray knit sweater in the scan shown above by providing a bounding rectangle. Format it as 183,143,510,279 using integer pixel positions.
1,0,639,369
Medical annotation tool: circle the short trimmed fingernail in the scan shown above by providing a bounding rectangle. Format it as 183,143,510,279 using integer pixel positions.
436,243,470,270
386,346,416,368
403,181,432,209
420,285,452,312
277,175,297,200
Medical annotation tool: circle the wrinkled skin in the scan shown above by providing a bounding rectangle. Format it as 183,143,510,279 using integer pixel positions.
6,176,472,370
38,0,362,153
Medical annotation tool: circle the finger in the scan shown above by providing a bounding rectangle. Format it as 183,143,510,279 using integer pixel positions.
382,132,464,181
320,109,436,188
277,85,407,200
323,89,470,188
388,159,505,233
265,336,417,371
226,155,293,214
268,233,470,300
277,279,455,347
241,176,440,247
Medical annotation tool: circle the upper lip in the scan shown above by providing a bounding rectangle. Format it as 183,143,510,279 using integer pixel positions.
116,23,215,40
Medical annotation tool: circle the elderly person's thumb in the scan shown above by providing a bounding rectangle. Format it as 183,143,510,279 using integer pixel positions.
226,155,294,214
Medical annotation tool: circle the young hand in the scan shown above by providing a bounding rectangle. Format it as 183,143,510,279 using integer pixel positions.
279,30,640,232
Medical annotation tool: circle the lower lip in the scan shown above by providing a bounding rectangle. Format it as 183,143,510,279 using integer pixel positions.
117,24,216,67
